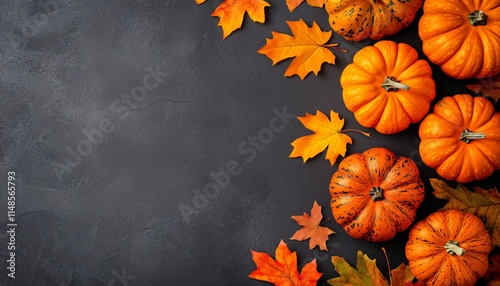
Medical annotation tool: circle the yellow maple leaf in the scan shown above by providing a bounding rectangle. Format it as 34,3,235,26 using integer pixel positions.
466,74,500,104
258,19,346,80
430,178,500,247
286,0,325,12
211,0,270,39
289,110,370,165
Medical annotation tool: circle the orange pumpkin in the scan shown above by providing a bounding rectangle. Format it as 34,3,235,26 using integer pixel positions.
329,147,424,242
325,0,423,41
419,94,500,183
419,0,500,79
341,40,436,134
405,210,492,286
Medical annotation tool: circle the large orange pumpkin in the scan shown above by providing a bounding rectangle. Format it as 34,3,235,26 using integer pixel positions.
419,94,500,183
329,147,425,242
341,40,436,134
325,0,423,41
419,0,500,79
406,210,492,286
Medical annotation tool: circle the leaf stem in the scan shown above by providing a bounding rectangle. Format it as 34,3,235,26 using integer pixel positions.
324,43,348,53
320,217,331,225
381,247,392,286
341,129,371,137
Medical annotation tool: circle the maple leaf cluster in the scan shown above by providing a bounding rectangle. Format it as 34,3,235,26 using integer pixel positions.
249,239,425,286
248,201,332,285
248,201,425,286
196,0,346,80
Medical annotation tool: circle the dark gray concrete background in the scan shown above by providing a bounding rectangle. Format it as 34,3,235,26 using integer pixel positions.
0,0,498,285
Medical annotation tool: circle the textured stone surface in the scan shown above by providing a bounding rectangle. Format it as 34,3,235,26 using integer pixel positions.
0,0,498,285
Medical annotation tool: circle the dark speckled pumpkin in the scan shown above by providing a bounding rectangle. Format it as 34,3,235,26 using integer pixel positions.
325,0,424,41
329,147,424,242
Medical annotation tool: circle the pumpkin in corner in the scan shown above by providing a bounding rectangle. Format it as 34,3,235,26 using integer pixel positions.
406,209,492,286
419,0,500,79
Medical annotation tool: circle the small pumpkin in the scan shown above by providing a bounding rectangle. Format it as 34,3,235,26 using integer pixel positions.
405,209,492,286
329,147,424,242
325,0,423,41
419,94,500,183
419,0,500,79
341,40,436,134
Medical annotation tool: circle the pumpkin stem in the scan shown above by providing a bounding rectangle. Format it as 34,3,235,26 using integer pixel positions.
459,129,486,143
369,186,384,201
468,10,487,26
444,240,466,256
381,76,410,92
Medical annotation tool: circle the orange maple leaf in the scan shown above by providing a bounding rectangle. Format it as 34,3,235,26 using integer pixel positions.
289,110,370,165
211,0,270,39
249,240,323,286
291,201,334,251
195,0,206,4
286,0,325,12
258,19,345,80
466,74,500,103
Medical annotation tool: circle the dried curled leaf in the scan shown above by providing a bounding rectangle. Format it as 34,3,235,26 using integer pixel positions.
329,250,423,286
289,110,370,165
211,0,270,39
390,263,425,286
329,250,389,286
249,240,322,286
430,178,500,247
291,201,335,250
485,253,500,284
466,74,500,103
258,19,345,80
